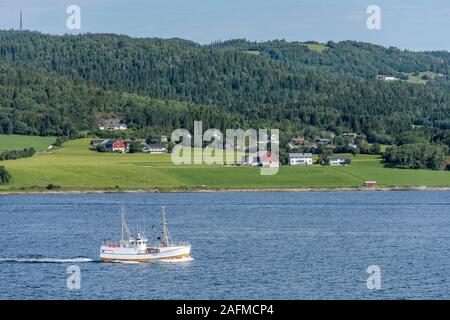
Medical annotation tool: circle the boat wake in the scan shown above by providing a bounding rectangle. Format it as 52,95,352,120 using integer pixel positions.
0,257,96,264
158,256,194,263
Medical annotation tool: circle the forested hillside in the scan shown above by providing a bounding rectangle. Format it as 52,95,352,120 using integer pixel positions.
210,39,450,79
0,30,450,150
0,64,242,137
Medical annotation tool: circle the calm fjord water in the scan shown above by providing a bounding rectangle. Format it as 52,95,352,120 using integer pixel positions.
0,191,449,299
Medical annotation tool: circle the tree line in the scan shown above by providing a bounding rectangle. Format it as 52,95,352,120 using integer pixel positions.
0,147,36,161
382,144,447,170
0,165,11,184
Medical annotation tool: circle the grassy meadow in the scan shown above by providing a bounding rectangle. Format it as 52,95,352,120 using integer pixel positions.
0,134,56,152
0,138,449,193
304,43,327,52
404,71,444,84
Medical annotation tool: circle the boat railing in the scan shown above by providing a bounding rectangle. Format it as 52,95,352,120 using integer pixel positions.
103,242,118,248
102,240,130,247
153,241,191,248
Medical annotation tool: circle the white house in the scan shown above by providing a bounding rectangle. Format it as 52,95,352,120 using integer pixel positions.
113,123,128,131
316,138,332,145
241,153,260,166
240,151,278,167
378,75,399,81
143,144,167,154
329,155,350,166
289,153,313,166
98,120,128,131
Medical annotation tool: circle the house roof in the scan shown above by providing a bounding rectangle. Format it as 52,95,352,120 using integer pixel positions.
90,139,108,145
146,144,165,149
329,155,350,160
289,153,313,158
104,139,124,145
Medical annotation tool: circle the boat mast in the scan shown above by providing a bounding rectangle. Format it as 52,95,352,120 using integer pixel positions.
162,206,170,246
120,208,131,242
121,208,125,243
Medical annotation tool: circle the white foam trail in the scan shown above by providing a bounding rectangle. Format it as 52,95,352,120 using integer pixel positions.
107,260,141,264
0,257,95,263
103,257,194,264
158,257,194,263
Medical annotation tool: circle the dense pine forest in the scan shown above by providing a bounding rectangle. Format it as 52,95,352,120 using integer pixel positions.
0,30,450,167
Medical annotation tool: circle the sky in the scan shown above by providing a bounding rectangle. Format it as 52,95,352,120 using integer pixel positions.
0,0,449,51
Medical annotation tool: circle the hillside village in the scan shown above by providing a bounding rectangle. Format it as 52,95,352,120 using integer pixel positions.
89,123,367,168
90,139,167,154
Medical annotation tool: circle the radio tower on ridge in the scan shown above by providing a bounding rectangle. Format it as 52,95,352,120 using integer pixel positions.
20,10,23,31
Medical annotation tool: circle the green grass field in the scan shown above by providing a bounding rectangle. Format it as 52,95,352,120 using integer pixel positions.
243,50,261,56
403,72,443,84
0,134,56,152
0,138,449,193
304,43,327,52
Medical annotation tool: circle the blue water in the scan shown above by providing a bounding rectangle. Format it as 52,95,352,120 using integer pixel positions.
0,191,449,299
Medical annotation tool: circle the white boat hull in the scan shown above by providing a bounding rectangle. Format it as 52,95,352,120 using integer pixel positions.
100,245,191,263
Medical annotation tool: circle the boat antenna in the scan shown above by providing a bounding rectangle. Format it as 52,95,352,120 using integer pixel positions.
161,206,170,247
120,208,131,242
121,208,125,242
143,215,146,236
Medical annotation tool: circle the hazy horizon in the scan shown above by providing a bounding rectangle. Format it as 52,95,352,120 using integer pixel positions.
0,0,449,51
3,28,449,53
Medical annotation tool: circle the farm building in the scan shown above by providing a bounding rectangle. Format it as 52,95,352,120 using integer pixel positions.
329,155,351,166
90,139,125,152
289,153,313,166
98,119,128,131
104,140,126,152
377,75,399,81
241,151,278,167
90,139,109,146
316,138,332,145
143,144,167,153
364,181,377,187
241,154,260,166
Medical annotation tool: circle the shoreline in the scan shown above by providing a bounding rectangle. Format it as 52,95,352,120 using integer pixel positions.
1,186,450,195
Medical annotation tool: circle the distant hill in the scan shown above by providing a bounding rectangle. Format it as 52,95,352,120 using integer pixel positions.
209,39,450,79
0,63,241,137
0,30,449,147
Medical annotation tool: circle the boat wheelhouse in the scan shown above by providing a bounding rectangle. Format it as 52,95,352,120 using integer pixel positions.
100,207,191,263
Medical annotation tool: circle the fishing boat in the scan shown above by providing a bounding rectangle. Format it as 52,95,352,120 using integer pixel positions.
100,207,191,263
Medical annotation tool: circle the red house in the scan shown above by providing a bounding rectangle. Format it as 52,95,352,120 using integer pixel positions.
364,181,377,188
105,139,125,153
